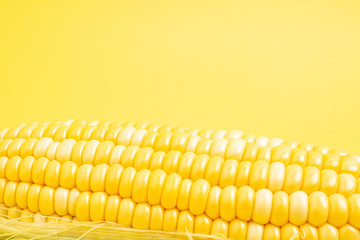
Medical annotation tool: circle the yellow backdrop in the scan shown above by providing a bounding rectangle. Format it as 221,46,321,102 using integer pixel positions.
0,0,359,154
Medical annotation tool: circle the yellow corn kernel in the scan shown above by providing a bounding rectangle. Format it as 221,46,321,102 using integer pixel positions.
281,223,300,240
347,193,360,229
338,173,356,197
19,138,38,158
225,138,246,161
75,191,91,221
54,187,69,216
210,139,228,158
236,186,255,221
154,132,173,152
90,192,107,221
4,181,17,207
191,154,210,181
45,142,60,160
339,224,360,240
90,126,109,141
147,169,166,205
242,143,259,163
0,157,8,178
229,219,248,240
211,218,228,238
177,152,196,179
55,139,76,163
68,188,80,217
71,140,86,165
81,126,97,140
249,160,269,190
189,179,210,215
170,132,189,153
94,141,115,165
256,146,272,163
7,138,26,158
263,224,280,240
130,129,148,146
120,146,139,168
104,195,121,222
132,203,151,229
307,151,323,168
235,161,252,188
0,139,13,157
60,161,78,189
133,147,154,170
27,184,41,213
255,136,269,147
105,164,123,195
160,173,181,209
319,169,338,195
32,157,49,185
204,156,224,186
302,166,320,194
162,208,179,231
177,179,192,211
141,132,159,148
149,205,164,230
162,151,181,174
177,210,194,233
272,144,292,165
194,214,212,235
219,186,236,222
108,145,126,165
219,159,238,187
308,191,329,226
323,153,341,172
82,140,100,164
271,191,289,227
195,139,213,155
76,164,93,191
289,191,308,226
290,148,307,167
16,182,30,209
252,188,272,224
119,167,137,198
283,164,303,193
38,186,55,216
132,169,151,203
318,223,339,240
90,164,108,192
246,221,264,240
205,185,221,220
268,162,285,192
340,156,360,177
44,160,61,188
6,156,21,182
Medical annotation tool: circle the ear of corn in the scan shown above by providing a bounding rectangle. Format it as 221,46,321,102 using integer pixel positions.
0,120,359,240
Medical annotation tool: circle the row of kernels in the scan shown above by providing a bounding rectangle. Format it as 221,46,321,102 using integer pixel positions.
0,135,247,163
0,181,79,216
1,120,240,142
0,204,73,223
72,165,360,228
277,144,360,177
1,183,360,240
0,156,78,189
0,152,358,198
2,192,360,240
3,120,348,160
2,135,357,181
1,156,358,229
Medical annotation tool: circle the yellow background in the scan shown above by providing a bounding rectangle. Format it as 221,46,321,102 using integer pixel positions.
0,0,359,154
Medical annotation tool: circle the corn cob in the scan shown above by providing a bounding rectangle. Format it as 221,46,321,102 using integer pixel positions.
0,120,359,240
